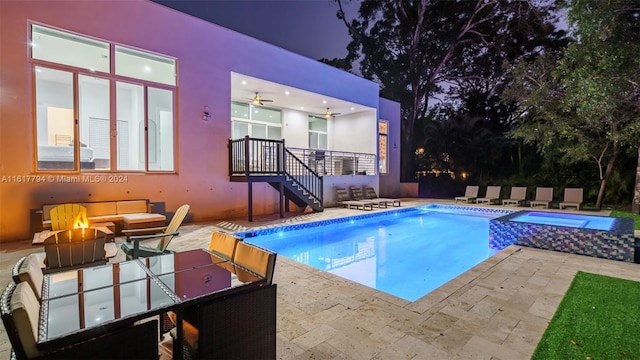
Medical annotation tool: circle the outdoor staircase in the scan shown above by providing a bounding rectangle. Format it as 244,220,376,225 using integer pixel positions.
268,173,323,212
229,136,324,221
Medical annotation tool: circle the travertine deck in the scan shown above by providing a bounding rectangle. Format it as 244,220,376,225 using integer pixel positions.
1,200,638,359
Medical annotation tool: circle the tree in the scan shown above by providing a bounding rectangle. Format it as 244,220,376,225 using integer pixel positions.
504,0,640,210
335,0,565,181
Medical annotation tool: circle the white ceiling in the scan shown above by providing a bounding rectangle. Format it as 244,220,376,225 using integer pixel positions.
230,73,371,117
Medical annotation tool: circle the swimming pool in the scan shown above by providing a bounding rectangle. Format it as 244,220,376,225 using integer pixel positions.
238,205,512,302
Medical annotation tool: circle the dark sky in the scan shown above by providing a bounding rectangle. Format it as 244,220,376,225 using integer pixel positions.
152,0,361,60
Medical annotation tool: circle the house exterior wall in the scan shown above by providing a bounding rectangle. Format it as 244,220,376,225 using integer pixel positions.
379,98,401,198
0,0,400,242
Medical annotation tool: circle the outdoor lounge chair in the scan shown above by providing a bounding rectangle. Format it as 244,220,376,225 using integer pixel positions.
530,187,554,208
49,203,87,230
335,187,373,211
455,185,479,203
559,188,583,210
350,186,389,208
363,186,401,207
502,186,527,206
121,204,190,259
476,186,502,205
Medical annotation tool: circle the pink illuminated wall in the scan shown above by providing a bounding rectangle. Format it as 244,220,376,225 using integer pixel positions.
0,0,400,242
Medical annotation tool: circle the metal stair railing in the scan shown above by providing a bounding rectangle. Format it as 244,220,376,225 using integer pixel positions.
283,148,323,206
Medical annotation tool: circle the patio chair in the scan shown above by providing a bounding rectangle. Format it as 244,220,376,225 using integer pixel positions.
455,185,479,203
233,241,277,285
530,187,554,208
363,186,401,207
335,187,373,211
167,242,276,358
1,282,46,359
49,203,87,230
559,188,583,210
502,186,527,206
349,186,387,208
476,186,502,205
121,204,190,259
1,282,159,360
11,253,45,301
208,230,242,261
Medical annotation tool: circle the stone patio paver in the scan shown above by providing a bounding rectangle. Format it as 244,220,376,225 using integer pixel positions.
1,199,639,359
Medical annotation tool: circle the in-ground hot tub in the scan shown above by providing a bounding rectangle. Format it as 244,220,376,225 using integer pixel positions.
509,211,615,230
490,210,636,262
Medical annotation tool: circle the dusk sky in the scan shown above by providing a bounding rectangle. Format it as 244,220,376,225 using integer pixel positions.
152,0,362,61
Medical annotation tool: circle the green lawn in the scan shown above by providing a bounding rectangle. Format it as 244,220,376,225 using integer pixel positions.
610,209,640,230
532,272,640,359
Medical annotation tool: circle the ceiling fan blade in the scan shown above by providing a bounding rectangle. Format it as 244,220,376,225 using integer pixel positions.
250,92,273,105
323,108,341,117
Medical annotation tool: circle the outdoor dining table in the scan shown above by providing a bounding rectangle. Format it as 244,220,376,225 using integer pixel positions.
38,248,267,359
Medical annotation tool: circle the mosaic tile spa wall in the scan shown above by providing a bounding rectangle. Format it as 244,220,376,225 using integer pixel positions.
490,211,636,262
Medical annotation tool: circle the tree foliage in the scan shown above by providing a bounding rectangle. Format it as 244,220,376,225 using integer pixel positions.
336,0,565,181
504,0,640,210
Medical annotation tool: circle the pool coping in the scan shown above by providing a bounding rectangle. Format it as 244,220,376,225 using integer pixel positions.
235,204,514,239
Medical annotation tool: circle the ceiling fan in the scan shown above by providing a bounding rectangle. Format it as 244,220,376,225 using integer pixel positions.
245,92,273,106
322,108,341,118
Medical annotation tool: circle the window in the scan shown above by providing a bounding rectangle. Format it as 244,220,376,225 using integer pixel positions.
231,102,282,140
378,120,388,174
115,46,176,86
308,116,327,149
31,24,110,73
31,24,176,172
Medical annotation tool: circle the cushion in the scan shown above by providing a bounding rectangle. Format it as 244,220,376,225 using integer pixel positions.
87,214,122,223
15,253,45,301
122,213,166,225
117,200,149,214
233,242,271,277
167,311,199,351
83,202,117,218
208,232,241,260
10,283,43,359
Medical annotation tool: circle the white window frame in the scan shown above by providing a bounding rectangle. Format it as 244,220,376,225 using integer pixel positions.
30,23,177,173
231,102,282,140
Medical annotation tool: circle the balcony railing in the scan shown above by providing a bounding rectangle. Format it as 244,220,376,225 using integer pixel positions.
229,137,283,176
287,148,377,176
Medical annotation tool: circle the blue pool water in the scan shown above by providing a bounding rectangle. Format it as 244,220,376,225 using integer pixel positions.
510,211,614,231
240,206,509,302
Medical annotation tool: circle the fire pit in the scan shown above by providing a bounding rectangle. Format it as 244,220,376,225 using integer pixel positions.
32,224,114,245
43,227,111,272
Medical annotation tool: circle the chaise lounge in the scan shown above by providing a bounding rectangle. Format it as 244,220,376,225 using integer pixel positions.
455,186,479,203
363,186,401,207
335,187,373,211
559,188,583,210
530,187,554,208
476,186,502,205
502,186,527,206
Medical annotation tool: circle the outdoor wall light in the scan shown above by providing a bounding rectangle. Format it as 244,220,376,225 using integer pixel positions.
202,106,211,121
